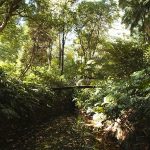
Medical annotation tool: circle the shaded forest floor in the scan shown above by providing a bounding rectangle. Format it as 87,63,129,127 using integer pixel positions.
0,112,120,150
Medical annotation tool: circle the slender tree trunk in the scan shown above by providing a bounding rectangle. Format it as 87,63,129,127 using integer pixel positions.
49,43,53,66
59,33,62,69
47,42,52,69
61,27,65,75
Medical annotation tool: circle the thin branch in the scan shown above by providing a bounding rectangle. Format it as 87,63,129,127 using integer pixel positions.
0,14,11,32
0,0,22,32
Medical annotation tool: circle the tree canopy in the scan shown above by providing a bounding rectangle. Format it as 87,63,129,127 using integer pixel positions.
0,0,150,149
119,0,150,40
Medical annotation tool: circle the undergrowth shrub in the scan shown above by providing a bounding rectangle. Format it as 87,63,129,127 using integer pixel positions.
23,66,67,87
74,67,150,148
75,67,150,121
0,66,72,124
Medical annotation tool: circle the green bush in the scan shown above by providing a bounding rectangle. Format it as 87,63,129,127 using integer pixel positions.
0,66,72,123
74,67,150,121
20,66,67,87
99,39,148,78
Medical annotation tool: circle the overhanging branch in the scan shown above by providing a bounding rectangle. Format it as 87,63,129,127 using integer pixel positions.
0,0,22,32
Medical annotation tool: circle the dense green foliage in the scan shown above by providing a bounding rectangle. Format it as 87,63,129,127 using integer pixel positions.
75,68,150,118
0,0,150,149
119,0,150,40
0,65,73,123
100,39,148,78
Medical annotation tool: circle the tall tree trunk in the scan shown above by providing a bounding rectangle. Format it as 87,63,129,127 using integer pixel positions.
49,43,53,67
59,33,62,69
61,27,65,75
47,42,52,69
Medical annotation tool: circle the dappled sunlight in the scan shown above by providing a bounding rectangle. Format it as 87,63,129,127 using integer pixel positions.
0,0,150,149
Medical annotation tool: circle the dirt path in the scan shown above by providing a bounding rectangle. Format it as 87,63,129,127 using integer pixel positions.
1,114,99,150
0,113,119,150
